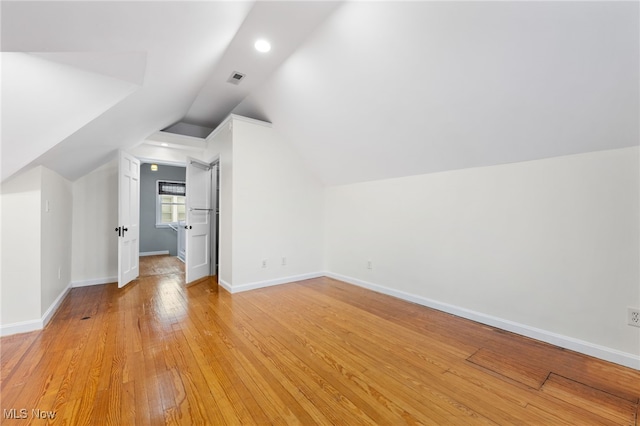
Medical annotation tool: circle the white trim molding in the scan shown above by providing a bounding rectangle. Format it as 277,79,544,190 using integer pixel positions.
206,113,272,142
324,271,640,371
221,272,324,294
140,250,170,257
1,283,71,337
218,279,232,293
71,276,117,288
0,319,42,337
42,284,72,328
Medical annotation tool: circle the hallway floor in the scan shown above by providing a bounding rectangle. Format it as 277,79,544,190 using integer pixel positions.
139,255,184,278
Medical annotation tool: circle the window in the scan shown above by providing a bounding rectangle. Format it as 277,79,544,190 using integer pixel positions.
156,181,186,226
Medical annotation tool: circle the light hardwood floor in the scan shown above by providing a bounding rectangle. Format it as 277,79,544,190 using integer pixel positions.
139,255,185,278
1,256,639,425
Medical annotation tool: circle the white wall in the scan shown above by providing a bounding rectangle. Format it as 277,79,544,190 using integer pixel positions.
231,119,324,289
40,167,72,316
325,147,640,365
71,159,118,285
205,116,324,291
0,167,42,326
1,165,73,333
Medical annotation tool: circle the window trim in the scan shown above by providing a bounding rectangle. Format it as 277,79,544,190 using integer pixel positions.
155,180,186,228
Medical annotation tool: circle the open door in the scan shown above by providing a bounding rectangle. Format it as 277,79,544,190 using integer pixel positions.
185,158,212,284
118,151,140,288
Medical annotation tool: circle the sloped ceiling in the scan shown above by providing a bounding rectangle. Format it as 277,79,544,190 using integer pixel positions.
1,0,342,182
2,53,140,181
1,1,255,181
234,1,639,185
2,1,638,185
184,1,342,129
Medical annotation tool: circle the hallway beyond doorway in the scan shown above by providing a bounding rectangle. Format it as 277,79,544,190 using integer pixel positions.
139,254,185,278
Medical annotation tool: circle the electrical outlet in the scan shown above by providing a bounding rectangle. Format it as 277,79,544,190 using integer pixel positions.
262,259,267,269
629,308,640,327
367,260,372,270
282,257,287,266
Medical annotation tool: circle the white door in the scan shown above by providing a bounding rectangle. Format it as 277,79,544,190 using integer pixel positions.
118,150,140,288
185,158,212,284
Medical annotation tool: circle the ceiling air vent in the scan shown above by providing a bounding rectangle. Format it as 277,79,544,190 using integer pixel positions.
227,71,246,85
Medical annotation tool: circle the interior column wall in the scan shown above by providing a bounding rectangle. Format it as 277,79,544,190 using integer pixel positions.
230,119,324,289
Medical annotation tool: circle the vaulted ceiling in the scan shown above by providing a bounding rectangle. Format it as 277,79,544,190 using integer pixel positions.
2,1,638,185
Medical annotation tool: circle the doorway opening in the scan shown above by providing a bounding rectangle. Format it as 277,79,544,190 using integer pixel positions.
139,162,186,260
136,159,219,285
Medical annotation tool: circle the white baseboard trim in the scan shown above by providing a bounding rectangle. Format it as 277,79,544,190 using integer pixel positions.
325,271,640,371
1,283,72,337
218,279,232,293
42,283,72,328
222,272,324,294
72,276,117,288
0,319,42,337
140,251,170,257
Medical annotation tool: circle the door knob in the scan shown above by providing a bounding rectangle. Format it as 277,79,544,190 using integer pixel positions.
115,226,121,237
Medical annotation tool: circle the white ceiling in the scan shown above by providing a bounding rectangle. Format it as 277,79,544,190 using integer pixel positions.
184,1,341,129
235,1,639,185
1,1,638,185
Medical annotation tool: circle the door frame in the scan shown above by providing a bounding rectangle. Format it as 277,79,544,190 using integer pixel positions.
133,156,220,284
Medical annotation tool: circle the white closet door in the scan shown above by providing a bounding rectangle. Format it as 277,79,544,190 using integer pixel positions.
185,158,212,284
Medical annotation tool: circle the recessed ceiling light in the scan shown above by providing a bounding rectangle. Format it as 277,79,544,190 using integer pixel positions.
161,143,169,147
150,164,158,171
254,39,271,53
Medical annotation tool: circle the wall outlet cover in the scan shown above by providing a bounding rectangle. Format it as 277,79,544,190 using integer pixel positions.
628,307,640,327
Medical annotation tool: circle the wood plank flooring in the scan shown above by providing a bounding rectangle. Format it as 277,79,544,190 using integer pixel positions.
139,255,185,278
1,256,639,425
